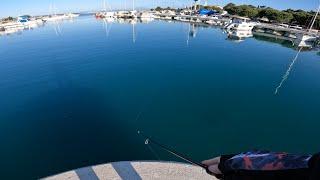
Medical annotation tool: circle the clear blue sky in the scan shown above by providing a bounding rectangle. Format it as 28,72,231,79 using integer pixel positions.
1,0,319,18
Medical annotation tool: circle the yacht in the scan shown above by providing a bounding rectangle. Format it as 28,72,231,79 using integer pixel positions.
104,12,116,18
138,12,155,19
206,20,217,25
173,16,181,20
116,11,136,19
2,22,25,30
95,12,103,18
43,4,67,21
17,15,43,28
0,22,24,35
164,16,173,20
66,13,80,18
162,10,175,20
96,11,116,19
225,16,256,31
42,14,66,21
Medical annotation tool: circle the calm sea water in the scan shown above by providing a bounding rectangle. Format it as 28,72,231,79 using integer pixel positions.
1,15,320,179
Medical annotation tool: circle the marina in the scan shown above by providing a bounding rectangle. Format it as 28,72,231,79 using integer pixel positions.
1,14,320,179
2,7,319,49
0,13,79,36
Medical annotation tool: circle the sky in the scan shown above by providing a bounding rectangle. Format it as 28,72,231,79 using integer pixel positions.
0,0,319,18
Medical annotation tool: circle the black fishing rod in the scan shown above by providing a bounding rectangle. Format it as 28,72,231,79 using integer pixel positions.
137,131,221,178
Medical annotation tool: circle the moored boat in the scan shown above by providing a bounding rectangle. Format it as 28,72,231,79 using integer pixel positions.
225,16,256,31
66,13,80,18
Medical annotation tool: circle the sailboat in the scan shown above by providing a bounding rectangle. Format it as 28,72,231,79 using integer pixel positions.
294,5,320,48
43,4,66,21
65,13,80,18
96,0,116,19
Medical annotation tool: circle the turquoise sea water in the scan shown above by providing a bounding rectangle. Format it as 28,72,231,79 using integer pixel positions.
0,16,320,179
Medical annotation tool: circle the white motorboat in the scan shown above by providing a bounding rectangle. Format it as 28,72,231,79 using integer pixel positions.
226,16,256,31
43,4,69,21
206,20,217,25
66,13,80,18
0,22,24,35
17,15,43,28
42,15,66,21
138,12,155,19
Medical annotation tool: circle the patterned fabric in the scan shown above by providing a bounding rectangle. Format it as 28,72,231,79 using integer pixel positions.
224,150,312,171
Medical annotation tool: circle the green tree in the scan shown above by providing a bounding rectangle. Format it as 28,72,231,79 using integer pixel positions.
237,5,259,18
224,3,236,10
206,3,319,29
292,11,313,27
223,3,237,15
279,12,294,23
204,5,222,13
1,16,15,22
155,6,162,11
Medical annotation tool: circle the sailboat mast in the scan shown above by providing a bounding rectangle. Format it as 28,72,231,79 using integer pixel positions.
49,4,52,16
103,0,107,12
308,3,320,32
53,4,57,16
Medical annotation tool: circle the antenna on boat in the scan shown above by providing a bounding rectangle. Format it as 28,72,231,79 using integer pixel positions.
137,131,220,178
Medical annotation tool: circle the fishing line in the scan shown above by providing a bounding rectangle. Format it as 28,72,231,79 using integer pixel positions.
137,131,219,177
145,139,162,161
131,79,164,161
133,105,161,161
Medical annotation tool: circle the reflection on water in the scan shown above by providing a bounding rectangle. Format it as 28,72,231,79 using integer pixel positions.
2,16,318,97
102,18,112,38
52,21,62,36
2,15,319,52
44,17,319,95
274,47,303,94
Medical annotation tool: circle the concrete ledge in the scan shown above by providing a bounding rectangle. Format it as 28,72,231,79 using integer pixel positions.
44,161,217,180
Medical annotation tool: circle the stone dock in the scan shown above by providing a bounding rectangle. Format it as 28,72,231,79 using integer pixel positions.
44,161,217,180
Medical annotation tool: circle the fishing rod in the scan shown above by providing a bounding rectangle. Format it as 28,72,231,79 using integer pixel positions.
137,131,221,178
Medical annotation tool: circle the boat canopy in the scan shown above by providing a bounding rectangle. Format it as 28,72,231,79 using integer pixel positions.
18,15,31,19
198,9,217,15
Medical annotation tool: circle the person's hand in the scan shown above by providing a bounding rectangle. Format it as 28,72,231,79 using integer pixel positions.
202,157,222,175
